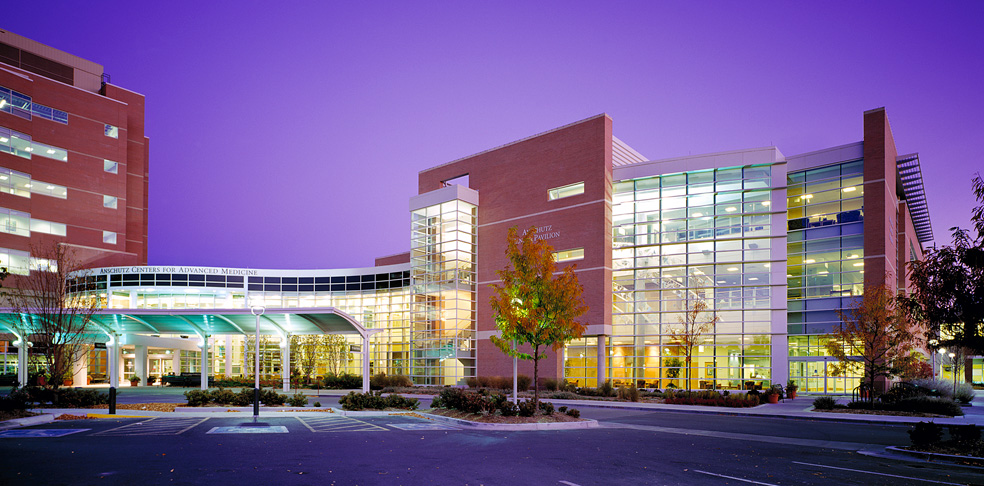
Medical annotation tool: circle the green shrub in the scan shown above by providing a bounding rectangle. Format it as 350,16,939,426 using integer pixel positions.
560,379,578,392
894,397,963,416
550,391,578,400
517,399,537,417
599,380,615,397
517,375,531,391
184,389,210,407
948,425,981,445
384,394,419,410
617,386,640,402
565,408,580,418
465,377,479,388
909,421,943,447
339,391,417,410
813,396,837,410
558,405,568,413
539,401,555,415
54,388,109,408
288,392,307,407
323,373,361,389
541,378,559,391
489,376,511,390
209,388,236,405
370,373,389,390
499,400,518,416
389,375,413,388
435,387,465,410
313,401,322,408
260,389,287,406
233,388,254,406
953,383,975,404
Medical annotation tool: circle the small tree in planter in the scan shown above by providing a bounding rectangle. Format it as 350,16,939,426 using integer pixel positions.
786,380,799,399
129,376,141,387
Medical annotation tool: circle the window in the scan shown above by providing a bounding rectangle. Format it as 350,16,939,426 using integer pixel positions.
29,258,57,272
104,124,118,139
548,182,585,201
30,219,66,236
0,126,32,159
0,208,29,237
0,86,67,123
31,141,68,162
32,181,68,199
103,231,117,244
104,159,118,174
554,248,584,262
103,195,118,209
0,247,30,275
0,167,31,197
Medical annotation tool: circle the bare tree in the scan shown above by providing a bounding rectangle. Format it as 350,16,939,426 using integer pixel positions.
670,284,719,392
324,334,352,376
5,243,98,387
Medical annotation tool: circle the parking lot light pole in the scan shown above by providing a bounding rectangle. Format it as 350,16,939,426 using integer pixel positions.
251,306,265,419
949,352,957,395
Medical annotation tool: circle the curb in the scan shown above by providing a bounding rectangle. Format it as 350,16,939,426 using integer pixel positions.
883,446,984,468
0,413,55,429
417,412,599,431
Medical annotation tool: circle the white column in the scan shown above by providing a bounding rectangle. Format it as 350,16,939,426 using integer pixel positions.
362,334,370,393
108,334,120,388
129,290,138,308
134,344,148,386
224,335,233,378
281,334,291,392
72,351,87,387
596,336,607,387
172,352,181,375
16,339,28,386
200,336,209,390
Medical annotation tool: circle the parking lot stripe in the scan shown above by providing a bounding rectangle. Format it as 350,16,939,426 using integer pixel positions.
295,416,387,432
693,470,779,485
90,417,208,436
791,461,967,485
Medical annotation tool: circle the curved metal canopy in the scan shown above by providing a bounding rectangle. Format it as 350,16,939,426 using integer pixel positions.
0,307,372,339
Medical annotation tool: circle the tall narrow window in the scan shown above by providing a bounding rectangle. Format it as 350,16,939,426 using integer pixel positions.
548,182,584,201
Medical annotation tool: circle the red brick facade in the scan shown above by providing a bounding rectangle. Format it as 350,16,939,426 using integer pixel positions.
418,115,613,380
0,40,147,272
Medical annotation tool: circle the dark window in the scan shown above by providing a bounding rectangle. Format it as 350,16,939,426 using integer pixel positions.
361,275,374,282
110,274,122,283
248,284,263,291
140,273,154,280
377,280,390,289
206,275,224,282
346,276,360,283
315,277,330,284
331,276,344,283
283,285,298,292
172,274,188,281
173,280,188,287
156,273,170,280
390,272,403,280
282,277,297,284
345,283,360,291
189,280,205,287
264,284,281,292
205,282,224,288
299,285,314,292
299,277,313,284
360,282,374,291
330,284,345,292
248,276,263,283
188,274,205,282
227,276,243,283
375,273,389,282
315,284,331,291
264,277,280,284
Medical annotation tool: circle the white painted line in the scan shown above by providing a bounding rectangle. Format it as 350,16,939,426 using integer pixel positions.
693,470,779,486
558,481,581,486
791,461,966,485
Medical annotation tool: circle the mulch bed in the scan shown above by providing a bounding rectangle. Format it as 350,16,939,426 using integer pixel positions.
0,410,39,421
55,414,96,420
90,403,178,412
426,409,583,424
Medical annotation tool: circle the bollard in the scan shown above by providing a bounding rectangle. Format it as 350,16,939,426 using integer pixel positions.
254,388,260,416
109,387,117,415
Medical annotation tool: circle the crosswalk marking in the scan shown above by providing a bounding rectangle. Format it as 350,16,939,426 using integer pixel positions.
295,416,387,432
90,417,208,436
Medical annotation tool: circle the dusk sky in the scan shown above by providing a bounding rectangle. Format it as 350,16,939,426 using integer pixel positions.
13,1,983,270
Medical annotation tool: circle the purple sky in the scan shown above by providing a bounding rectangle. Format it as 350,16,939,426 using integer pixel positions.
13,2,984,269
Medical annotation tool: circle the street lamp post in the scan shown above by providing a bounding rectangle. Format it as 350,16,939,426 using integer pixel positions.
949,352,957,395
251,306,265,418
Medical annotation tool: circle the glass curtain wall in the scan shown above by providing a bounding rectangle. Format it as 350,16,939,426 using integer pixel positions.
410,198,477,385
591,165,779,390
786,160,865,393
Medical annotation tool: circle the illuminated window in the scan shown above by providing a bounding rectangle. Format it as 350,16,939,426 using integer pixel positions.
548,182,585,201
0,167,30,197
103,231,117,244
104,159,118,174
104,124,119,139
103,195,118,209
0,207,29,237
0,247,30,275
30,218,66,236
29,257,57,272
554,248,584,262
0,126,32,159
31,141,68,162
32,181,68,199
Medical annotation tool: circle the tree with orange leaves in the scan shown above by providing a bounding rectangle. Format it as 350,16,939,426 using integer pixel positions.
826,285,923,404
489,226,588,410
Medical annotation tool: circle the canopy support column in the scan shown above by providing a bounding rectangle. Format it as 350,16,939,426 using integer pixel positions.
362,334,370,393
281,333,291,392
107,332,120,414
200,335,210,390
16,338,28,386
